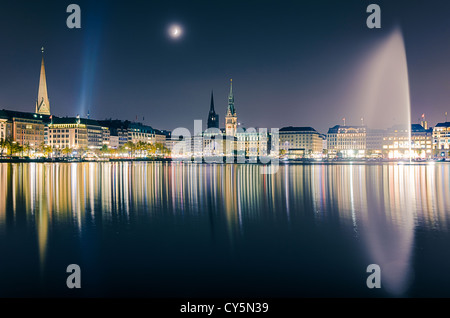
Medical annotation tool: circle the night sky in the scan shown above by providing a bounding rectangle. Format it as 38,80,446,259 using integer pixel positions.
0,0,450,133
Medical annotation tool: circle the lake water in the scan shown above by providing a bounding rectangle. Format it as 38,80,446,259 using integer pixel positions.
0,161,449,297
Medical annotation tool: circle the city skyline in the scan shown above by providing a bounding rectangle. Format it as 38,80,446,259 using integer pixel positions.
2,1,450,303
1,45,449,136
1,0,450,133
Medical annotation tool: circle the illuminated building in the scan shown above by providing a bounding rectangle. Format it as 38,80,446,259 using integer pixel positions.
98,120,167,147
0,113,11,141
48,117,107,150
279,126,324,158
109,135,119,149
382,124,432,159
127,122,166,145
236,128,269,158
366,129,385,157
327,125,366,158
97,120,129,147
191,81,240,159
102,127,111,147
202,130,222,157
433,122,450,157
0,110,48,152
170,136,190,156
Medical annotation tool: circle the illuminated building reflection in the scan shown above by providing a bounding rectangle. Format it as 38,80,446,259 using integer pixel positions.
0,162,450,295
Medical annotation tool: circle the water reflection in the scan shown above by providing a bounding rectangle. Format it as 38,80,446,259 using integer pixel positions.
0,162,450,296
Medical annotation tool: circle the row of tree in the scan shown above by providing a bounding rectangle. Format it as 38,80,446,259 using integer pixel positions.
0,138,170,158
0,137,30,156
117,141,170,157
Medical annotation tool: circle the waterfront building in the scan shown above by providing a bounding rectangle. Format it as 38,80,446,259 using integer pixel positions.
99,120,166,148
35,48,51,115
236,128,269,158
202,129,223,157
102,127,110,147
382,124,432,159
320,134,327,155
412,124,433,159
109,135,119,149
433,122,450,157
48,117,106,150
0,110,48,153
167,135,193,158
279,126,323,158
199,130,237,158
327,125,366,158
0,112,11,142
127,122,166,145
366,129,386,157
97,120,129,147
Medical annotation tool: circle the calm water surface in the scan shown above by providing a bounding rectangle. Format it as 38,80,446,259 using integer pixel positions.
0,162,449,297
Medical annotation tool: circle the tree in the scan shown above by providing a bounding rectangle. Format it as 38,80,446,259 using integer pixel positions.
108,147,118,156
1,137,13,156
44,146,52,157
39,142,53,158
62,147,72,157
0,138,5,157
79,147,88,157
118,145,126,155
124,141,136,157
100,144,109,155
136,141,147,157
23,143,31,157
146,142,156,155
5,140,23,156
154,143,170,156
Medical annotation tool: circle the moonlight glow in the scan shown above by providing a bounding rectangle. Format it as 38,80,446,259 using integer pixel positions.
168,24,183,39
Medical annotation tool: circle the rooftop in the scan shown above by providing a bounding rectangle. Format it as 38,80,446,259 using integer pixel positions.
51,117,101,126
0,109,51,122
280,126,317,133
327,125,366,134
435,122,450,128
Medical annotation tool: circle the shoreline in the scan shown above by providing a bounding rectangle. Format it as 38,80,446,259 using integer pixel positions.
0,157,447,164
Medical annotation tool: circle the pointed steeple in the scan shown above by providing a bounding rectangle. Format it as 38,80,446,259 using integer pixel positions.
36,47,51,115
207,90,219,129
225,79,237,137
227,79,235,115
210,90,215,112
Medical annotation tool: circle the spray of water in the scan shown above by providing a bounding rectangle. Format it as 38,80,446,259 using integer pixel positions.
358,27,415,296
350,27,413,160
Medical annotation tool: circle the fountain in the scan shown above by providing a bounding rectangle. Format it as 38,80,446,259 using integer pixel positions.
349,27,415,296
350,26,413,160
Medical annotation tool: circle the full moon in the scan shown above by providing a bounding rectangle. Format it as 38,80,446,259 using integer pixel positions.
168,25,183,39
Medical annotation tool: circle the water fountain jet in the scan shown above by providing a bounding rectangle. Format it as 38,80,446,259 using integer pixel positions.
350,26,413,160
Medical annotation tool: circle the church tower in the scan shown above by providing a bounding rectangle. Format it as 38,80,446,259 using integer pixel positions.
36,47,51,115
207,91,219,129
225,79,237,137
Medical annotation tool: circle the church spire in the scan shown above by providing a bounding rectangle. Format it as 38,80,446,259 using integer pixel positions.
36,47,51,115
207,90,219,129
210,90,215,112
225,79,237,137
227,79,235,115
